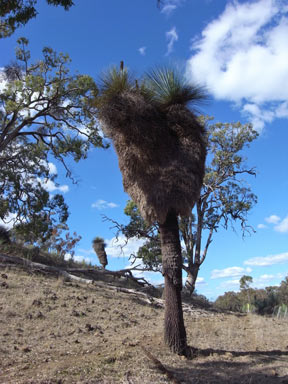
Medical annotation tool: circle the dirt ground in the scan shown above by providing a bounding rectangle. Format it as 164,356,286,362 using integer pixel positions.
1,265,288,384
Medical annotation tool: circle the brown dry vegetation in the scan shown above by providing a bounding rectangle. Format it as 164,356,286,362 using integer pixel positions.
1,264,288,384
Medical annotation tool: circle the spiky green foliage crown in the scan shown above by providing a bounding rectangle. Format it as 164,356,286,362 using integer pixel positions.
143,67,207,108
99,66,207,111
99,66,133,103
92,236,105,244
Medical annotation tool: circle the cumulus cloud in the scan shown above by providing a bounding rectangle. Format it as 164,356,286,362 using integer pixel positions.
251,273,285,288
211,266,252,279
259,214,288,233
105,235,145,258
91,199,118,210
40,179,69,193
166,27,178,55
274,215,288,233
186,0,288,131
265,215,281,224
244,252,288,266
138,46,146,56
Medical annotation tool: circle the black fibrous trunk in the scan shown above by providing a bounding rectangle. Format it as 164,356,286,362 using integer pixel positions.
159,210,187,355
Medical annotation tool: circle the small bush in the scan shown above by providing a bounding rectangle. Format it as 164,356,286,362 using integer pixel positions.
0,225,11,244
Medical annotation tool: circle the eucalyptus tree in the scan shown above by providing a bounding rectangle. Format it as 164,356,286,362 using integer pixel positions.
0,37,105,228
98,66,207,355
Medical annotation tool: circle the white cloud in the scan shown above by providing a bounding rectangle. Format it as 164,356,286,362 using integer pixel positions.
91,199,118,210
258,274,276,281
0,213,18,230
125,261,164,285
161,0,184,16
275,215,288,233
40,178,69,193
195,277,206,285
265,214,281,224
211,266,252,279
260,214,288,233
64,253,92,264
105,235,145,258
161,4,177,15
166,26,178,55
0,69,7,93
251,273,285,288
48,162,57,175
219,279,240,289
244,252,288,266
186,0,288,131
138,46,146,56
257,223,267,229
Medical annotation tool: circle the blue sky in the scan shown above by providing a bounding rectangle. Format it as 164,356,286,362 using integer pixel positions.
1,0,288,300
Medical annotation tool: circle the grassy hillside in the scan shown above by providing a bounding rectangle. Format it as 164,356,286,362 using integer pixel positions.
0,258,288,383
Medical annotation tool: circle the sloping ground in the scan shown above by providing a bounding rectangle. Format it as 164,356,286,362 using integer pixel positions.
1,263,288,383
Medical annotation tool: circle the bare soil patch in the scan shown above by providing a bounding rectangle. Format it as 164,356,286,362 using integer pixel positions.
0,264,288,383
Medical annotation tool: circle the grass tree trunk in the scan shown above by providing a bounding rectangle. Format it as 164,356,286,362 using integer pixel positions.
159,210,187,355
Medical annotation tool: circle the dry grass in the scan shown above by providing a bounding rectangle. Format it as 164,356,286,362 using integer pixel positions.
0,266,288,383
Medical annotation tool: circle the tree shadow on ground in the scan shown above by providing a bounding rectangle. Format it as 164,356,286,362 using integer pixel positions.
164,347,288,384
172,360,288,384
189,346,288,359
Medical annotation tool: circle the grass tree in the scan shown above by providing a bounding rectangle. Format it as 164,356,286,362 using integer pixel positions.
98,66,207,355
92,237,108,269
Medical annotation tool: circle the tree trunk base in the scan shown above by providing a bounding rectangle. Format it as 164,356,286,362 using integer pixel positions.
164,275,188,355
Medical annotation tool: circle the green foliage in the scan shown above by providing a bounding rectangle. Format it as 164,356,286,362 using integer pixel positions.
202,121,258,233
278,277,288,305
41,226,82,260
240,275,253,290
1,38,104,162
0,0,74,38
214,281,287,315
11,193,68,246
136,236,162,272
0,38,106,234
214,291,243,312
98,65,207,112
123,201,153,239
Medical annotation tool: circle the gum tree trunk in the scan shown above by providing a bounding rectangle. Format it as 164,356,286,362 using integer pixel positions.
159,210,187,355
